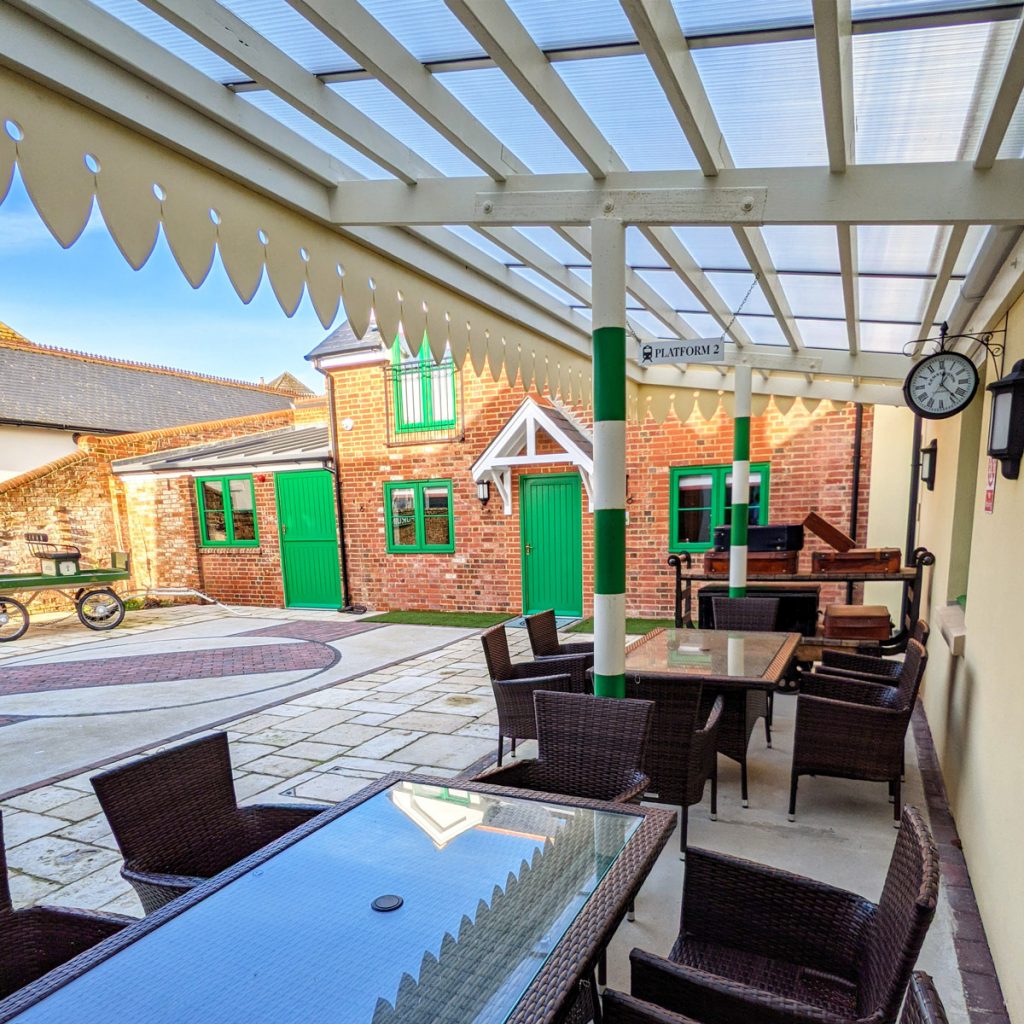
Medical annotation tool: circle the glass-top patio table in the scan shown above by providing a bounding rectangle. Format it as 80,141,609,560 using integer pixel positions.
0,773,675,1024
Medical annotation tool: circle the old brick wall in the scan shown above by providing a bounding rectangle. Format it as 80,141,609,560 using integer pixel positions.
330,360,875,617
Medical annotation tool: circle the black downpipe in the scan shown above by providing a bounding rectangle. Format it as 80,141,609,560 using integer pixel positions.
326,374,362,614
905,415,923,566
846,403,865,604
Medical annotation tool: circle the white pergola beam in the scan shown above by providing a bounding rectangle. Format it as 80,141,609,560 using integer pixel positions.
915,225,969,346
733,227,804,351
974,10,1024,169
445,0,618,179
837,225,861,354
138,0,433,184
284,0,525,182
813,0,855,173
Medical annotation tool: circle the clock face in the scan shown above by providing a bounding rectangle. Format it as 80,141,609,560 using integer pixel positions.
903,352,980,420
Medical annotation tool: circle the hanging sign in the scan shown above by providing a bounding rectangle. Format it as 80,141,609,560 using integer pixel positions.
984,457,998,514
637,338,725,366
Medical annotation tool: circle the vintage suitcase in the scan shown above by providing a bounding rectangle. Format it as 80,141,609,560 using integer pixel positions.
697,584,820,636
811,548,902,574
823,604,892,640
712,524,805,553
704,550,799,576
803,511,856,552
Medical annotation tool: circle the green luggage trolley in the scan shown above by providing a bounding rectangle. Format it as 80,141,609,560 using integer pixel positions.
0,534,131,642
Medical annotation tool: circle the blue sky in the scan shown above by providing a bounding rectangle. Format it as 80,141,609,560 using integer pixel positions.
0,168,338,392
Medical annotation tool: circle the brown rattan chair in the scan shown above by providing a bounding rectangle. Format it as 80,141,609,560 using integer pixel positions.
900,973,948,1024
626,672,722,855
473,690,654,804
628,805,939,1024
525,609,595,660
790,639,927,825
820,619,930,682
92,732,324,915
602,990,703,1023
0,812,131,1000
481,625,590,766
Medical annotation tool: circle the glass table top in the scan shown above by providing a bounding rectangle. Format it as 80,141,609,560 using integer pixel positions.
10,782,642,1024
624,628,791,680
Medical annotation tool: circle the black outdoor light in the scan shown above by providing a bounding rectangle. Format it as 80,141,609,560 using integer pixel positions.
476,480,490,505
986,359,1024,479
920,439,937,491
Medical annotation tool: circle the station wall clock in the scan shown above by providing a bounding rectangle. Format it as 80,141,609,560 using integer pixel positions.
903,350,980,419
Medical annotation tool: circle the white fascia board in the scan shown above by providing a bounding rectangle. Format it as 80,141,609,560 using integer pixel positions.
314,351,390,372
114,460,327,478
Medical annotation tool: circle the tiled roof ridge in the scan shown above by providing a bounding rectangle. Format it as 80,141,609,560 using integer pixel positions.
0,451,91,496
0,335,295,396
0,321,35,347
75,409,295,451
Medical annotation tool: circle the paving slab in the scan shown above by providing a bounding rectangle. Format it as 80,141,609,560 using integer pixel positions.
389,732,495,771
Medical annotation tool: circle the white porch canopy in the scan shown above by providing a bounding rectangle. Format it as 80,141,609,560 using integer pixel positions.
471,396,595,514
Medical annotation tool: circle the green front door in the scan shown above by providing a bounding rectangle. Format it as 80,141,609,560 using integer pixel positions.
275,470,343,609
520,473,583,617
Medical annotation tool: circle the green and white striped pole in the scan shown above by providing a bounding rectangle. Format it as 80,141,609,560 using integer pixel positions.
591,217,626,698
729,364,753,598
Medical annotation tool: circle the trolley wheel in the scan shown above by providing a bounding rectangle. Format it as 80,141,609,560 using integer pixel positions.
0,597,29,642
76,588,125,631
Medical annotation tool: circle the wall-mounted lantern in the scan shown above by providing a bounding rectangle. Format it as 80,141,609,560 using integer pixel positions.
986,359,1024,480
476,480,490,505
920,439,937,491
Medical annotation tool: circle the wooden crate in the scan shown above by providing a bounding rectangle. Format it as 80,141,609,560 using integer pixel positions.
824,604,892,640
811,548,902,574
803,511,856,552
704,550,799,576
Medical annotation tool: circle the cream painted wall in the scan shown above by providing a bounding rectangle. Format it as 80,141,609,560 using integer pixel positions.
917,292,1024,1020
0,425,78,481
864,404,915,618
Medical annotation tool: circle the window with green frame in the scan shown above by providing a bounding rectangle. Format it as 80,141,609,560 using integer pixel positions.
196,475,258,547
391,337,457,433
384,480,455,553
669,463,770,552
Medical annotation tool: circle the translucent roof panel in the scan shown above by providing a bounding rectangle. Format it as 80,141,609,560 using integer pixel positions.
859,321,918,353
760,227,840,273
998,91,1024,159
953,225,990,276
852,1,1010,18
797,319,854,350
510,267,578,306
853,20,1017,163
737,316,788,346
327,81,480,176
626,229,669,269
443,227,517,265
705,273,774,317
85,0,242,82
436,68,584,174
359,0,485,63
554,57,700,171
857,226,941,274
778,275,847,320
506,0,636,51
629,310,679,338
692,40,828,166
219,1,357,76
515,228,586,266
672,228,748,270
635,271,700,311
858,277,930,322
935,279,963,326
570,268,592,288
670,0,813,36
239,93,392,179
685,313,728,339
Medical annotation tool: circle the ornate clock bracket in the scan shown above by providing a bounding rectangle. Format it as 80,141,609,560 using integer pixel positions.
905,320,1006,378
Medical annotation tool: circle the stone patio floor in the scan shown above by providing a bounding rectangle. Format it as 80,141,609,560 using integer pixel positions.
0,611,981,1022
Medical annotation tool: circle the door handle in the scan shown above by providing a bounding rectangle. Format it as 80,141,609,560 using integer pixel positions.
525,544,532,555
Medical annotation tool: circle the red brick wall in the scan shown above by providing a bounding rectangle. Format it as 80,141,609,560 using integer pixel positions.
330,362,874,617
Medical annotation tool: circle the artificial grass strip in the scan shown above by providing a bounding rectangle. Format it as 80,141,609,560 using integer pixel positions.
566,616,677,635
362,610,514,628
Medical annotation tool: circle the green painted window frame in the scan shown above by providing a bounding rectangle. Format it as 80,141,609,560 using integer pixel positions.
668,462,770,553
384,479,455,553
195,475,259,548
391,337,457,433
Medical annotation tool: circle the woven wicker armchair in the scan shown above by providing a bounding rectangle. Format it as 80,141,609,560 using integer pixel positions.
0,812,131,1000
474,690,653,803
481,625,590,766
626,672,722,854
820,619,930,682
790,639,927,825
603,990,703,1023
628,805,939,1024
92,733,324,915
901,974,949,1024
525,609,595,660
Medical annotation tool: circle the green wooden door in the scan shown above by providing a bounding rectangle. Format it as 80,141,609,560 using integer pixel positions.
520,474,583,617
275,470,343,609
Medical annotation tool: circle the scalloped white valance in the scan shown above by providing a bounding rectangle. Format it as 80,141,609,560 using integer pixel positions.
0,68,837,425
